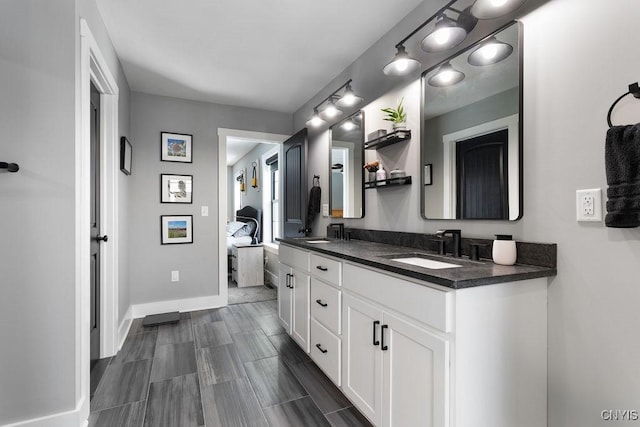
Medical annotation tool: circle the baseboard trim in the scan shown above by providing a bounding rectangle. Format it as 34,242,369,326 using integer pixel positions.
117,305,133,350
131,295,226,319
265,269,278,287
3,397,88,427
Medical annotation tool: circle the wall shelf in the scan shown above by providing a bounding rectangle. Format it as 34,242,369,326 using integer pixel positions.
364,176,412,189
364,129,411,150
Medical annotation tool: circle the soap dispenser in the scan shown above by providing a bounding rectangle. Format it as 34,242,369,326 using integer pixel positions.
492,234,517,265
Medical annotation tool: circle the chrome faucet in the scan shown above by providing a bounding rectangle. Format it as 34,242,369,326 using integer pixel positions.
328,223,345,239
435,229,461,257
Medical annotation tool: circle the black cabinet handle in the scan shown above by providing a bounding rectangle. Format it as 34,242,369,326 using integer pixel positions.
372,320,380,346
381,324,389,351
316,265,328,272
287,274,294,289
315,343,328,354
95,235,108,243
316,299,328,307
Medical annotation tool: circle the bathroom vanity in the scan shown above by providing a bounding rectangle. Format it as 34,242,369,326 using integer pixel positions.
277,236,555,427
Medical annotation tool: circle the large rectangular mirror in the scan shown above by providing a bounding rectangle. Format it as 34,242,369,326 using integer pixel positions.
330,111,365,218
421,21,522,221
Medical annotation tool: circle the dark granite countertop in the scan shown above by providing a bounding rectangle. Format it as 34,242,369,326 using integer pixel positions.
277,237,556,290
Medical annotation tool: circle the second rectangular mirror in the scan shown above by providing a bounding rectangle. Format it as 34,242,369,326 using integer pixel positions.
330,111,365,218
421,21,522,221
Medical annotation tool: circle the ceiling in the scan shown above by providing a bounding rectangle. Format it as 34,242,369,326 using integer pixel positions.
226,137,261,166
96,0,426,114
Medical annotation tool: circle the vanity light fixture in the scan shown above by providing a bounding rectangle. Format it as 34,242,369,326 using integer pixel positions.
421,13,467,53
336,82,364,108
319,98,343,120
383,45,422,76
428,62,465,87
470,0,527,19
467,36,513,65
341,118,358,131
382,0,478,77
305,108,327,128
305,79,363,128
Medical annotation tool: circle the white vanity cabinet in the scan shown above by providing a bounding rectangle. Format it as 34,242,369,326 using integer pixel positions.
308,253,342,385
278,245,311,352
278,243,548,427
342,265,450,427
342,262,547,427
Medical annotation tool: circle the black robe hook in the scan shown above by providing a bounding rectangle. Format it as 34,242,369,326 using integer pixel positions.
0,162,19,173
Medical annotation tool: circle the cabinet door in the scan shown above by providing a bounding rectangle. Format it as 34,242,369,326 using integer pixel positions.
291,268,310,352
342,294,384,425
382,312,449,427
277,263,292,334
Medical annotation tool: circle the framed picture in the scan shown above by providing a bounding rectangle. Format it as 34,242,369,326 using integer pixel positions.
161,132,192,163
161,215,193,245
120,137,132,175
161,174,193,204
424,163,433,186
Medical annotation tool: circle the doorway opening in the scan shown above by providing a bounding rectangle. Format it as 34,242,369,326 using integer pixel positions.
218,129,289,306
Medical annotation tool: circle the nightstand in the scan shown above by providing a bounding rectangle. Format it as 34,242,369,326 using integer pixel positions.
231,243,264,287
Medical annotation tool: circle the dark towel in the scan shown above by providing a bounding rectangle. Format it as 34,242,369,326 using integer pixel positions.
307,185,321,225
605,124,640,227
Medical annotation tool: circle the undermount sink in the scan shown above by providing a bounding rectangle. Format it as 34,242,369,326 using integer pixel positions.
389,255,462,270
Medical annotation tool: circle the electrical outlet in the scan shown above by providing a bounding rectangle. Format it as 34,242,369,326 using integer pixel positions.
201,206,209,216
576,189,602,222
171,270,179,282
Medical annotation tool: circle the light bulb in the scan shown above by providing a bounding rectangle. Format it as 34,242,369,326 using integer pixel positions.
342,121,356,131
341,93,356,106
481,44,498,60
310,116,323,126
395,59,408,72
324,105,339,118
440,70,454,83
434,29,451,45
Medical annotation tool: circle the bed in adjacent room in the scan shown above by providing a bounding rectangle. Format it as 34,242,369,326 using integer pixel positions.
226,205,262,254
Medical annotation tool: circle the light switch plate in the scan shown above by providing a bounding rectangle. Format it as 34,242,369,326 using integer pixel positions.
576,188,602,222
201,206,209,216
322,204,329,217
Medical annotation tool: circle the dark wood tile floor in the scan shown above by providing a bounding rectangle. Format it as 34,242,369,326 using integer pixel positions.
89,299,372,427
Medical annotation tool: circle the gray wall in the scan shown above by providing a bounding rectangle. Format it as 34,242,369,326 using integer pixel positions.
0,0,131,423
295,1,640,426
129,92,291,306
231,143,277,216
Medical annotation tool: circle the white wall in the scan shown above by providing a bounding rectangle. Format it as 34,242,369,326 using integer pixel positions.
128,92,291,310
231,143,276,215
300,1,640,426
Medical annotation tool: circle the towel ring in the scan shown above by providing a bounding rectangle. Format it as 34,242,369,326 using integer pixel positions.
607,82,640,128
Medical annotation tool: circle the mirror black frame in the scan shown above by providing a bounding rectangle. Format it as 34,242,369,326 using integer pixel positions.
329,110,366,219
419,20,523,221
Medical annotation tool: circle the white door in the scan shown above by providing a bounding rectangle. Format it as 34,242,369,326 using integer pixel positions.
277,263,292,333
291,268,310,352
342,294,384,425
382,312,450,427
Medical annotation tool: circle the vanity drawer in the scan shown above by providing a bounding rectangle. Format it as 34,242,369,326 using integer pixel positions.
310,253,342,286
279,244,310,272
310,278,341,335
343,263,452,333
310,318,341,386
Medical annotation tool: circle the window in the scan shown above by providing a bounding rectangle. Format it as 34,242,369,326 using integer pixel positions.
266,153,280,242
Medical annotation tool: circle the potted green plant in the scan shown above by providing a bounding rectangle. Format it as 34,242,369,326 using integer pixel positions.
381,97,407,131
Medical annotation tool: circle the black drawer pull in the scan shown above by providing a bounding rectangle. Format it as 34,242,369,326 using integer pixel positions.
381,324,389,351
315,343,328,354
316,299,328,307
372,320,380,346
316,265,328,272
